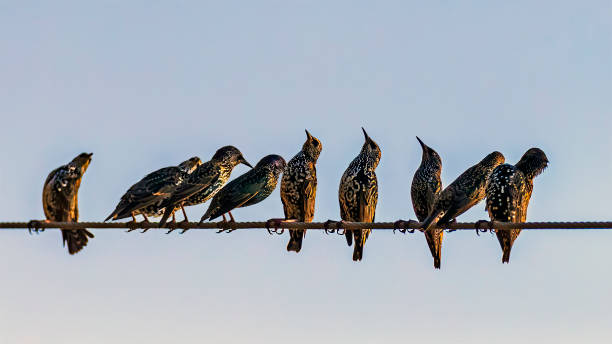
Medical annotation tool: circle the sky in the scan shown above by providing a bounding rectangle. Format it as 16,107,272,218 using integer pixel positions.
0,1,611,343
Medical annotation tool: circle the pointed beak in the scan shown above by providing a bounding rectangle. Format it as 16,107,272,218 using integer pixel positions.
416,136,426,150
362,127,371,142
241,157,253,168
305,129,313,140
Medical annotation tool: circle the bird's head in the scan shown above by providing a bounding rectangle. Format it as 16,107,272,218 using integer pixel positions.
302,129,322,161
69,152,93,176
360,128,381,168
515,148,549,179
481,151,505,169
416,136,441,166
256,154,287,174
212,146,252,168
178,156,202,173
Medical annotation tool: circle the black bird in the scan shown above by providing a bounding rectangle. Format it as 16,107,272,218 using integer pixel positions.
41,152,94,255
105,157,202,223
422,151,505,232
485,148,548,263
274,130,322,253
336,128,381,261
158,146,251,229
201,155,286,227
410,137,444,268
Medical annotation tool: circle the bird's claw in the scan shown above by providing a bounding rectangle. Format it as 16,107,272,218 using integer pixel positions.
139,220,153,233
27,220,45,234
265,219,285,235
323,220,337,234
125,221,139,233
474,220,493,236
393,220,407,234
167,220,190,234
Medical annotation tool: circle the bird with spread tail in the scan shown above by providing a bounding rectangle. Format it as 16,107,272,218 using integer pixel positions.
421,151,505,234
105,157,202,225
267,130,322,253
200,154,286,230
37,152,94,254
329,128,380,261
158,146,251,230
409,137,444,269
485,148,548,263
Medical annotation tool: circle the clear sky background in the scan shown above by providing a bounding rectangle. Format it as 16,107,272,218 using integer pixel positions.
1,1,611,343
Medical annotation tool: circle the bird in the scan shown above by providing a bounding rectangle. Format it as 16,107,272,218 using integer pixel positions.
104,157,202,225
334,128,381,261
268,130,322,253
485,148,549,263
40,152,94,255
421,151,505,233
410,137,444,268
200,154,287,229
158,146,252,229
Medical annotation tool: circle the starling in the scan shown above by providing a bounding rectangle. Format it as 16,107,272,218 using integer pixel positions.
410,137,444,268
275,130,322,253
200,154,286,226
105,157,202,223
337,128,381,261
158,146,252,228
41,152,94,255
421,151,505,232
485,148,548,263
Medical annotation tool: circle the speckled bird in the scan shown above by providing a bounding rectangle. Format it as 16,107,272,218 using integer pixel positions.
338,128,381,261
410,137,444,268
279,130,322,253
42,152,94,255
201,155,286,225
158,146,252,228
105,157,202,223
422,151,505,233
486,148,548,263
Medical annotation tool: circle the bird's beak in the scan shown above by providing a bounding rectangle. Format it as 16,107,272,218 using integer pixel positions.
305,129,313,141
416,136,426,150
241,157,253,168
362,127,372,142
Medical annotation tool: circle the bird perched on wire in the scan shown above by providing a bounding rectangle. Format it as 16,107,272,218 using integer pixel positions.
333,128,381,261
410,137,444,269
38,152,94,255
200,154,287,229
485,148,548,263
158,146,252,229
266,130,322,253
421,151,505,233
105,157,202,225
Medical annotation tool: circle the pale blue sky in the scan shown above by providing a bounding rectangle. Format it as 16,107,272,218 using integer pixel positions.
1,1,611,343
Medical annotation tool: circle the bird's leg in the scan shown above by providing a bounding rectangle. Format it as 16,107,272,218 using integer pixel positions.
323,220,337,234
165,211,179,234
216,214,229,233
228,211,235,222
27,219,49,234
126,213,139,232
139,214,153,233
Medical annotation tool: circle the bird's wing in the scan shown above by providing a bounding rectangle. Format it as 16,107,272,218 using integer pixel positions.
300,163,317,222
359,175,378,241
206,172,268,219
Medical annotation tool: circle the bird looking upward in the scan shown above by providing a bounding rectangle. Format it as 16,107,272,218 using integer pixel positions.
40,152,94,255
334,128,381,261
485,148,548,263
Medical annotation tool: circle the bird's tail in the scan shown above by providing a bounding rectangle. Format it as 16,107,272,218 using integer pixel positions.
62,228,95,255
421,209,443,232
287,229,305,253
352,229,369,261
425,229,443,269
496,229,521,263
345,230,353,247
103,213,115,222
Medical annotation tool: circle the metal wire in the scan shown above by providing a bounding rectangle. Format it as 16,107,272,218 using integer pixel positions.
0,220,611,232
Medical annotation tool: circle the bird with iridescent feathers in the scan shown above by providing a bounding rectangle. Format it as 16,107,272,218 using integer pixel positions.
200,154,286,227
422,151,505,233
410,137,444,269
275,130,322,253
485,148,548,263
157,146,252,229
105,157,202,225
334,128,380,261
40,152,94,255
